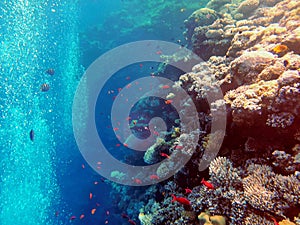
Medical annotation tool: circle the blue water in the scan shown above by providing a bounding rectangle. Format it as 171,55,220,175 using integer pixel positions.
0,0,207,224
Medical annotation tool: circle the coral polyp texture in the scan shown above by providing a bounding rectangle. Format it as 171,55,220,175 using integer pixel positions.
106,0,300,224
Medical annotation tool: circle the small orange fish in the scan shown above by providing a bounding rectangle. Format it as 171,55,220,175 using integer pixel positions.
160,152,170,159
116,143,121,147
113,127,119,131
271,217,279,225
161,85,170,89
153,130,159,136
89,192,93,199
185,188,192,194
201,178,214,189
150,174,159,180
80,214,85,220
70,215,76,220
121,213,129,219
133,178,142,184
123,143,129,147
171,194,191,206
128,219,136,225
91,208,96,215
165,100,173,104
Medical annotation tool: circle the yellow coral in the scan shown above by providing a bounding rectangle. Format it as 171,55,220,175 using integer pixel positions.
198,212,226,225
210,215,226,225
279,220,296,225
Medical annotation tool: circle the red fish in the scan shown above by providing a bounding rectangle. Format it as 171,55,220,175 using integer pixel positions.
201,178,214,189
123,143,129,147
128,219,136,225
175,145,183,150
81,164,85,169
160,152,170,159
165,100,173,104
113,127,119,131
156,50,162,55
153,130,159,136
161,85,170,89
94,181,98,185
271,217,279,225
105,220,109,224
133,178,142,184
150,174,159,180
89,192,93,199
185,188,192,194
171,194,191,206
80,214,85,219
121,213,129,219
70,215,76,220
116,143,121,147
106,210,110,216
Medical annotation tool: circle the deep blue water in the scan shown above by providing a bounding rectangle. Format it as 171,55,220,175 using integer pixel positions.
0,0,207,225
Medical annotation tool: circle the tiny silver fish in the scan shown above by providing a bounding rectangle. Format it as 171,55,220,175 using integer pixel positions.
29,129,34,141
41,83,50,92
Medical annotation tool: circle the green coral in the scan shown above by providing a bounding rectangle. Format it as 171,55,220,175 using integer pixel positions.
110,170,125,180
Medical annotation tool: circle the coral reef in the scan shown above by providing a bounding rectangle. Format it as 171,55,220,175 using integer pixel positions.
111,0,300,224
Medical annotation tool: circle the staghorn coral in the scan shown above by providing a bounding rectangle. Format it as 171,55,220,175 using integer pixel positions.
243,163,300,217
244,213,273,225
209,156,241,188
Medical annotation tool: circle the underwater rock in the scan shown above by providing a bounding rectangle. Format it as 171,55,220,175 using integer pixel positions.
190,17,236,60
184,8,219,47
230,50,276,85
206,0,231,12
237,0,260,17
